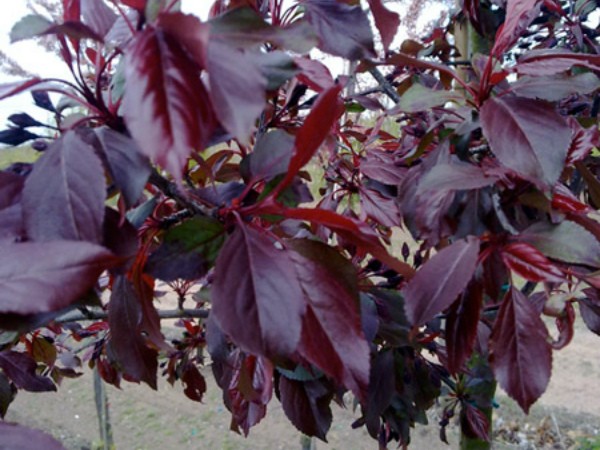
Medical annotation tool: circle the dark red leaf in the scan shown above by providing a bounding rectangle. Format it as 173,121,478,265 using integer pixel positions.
211,223,305,358
181,363,206,402
0,422,66,450
121,0,146,10
289,239,370,399
0,241,114,315
501,242,566,283
402,237,480,326
228,353,273,436
0,351,55,392
107,275,158,389
580,288,600,336
491,0,541,56
445,281,483,374
22,131,105,243
566,119,599,165
122,27,217,180
96,128,151,208
490,288,552,413
462,403,490,442
63,0,80,22
514,49,600,76
480,96,570,188
367,0,400,53
302,0,375,59
294,57,335,92
520,220,600,267
279,377,333,441
551,183,591,214
267,206,415,278
276,84,343,195
81,0,117,37
551,302,574,350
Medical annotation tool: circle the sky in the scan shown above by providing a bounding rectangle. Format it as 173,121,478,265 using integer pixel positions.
0,1,436,132
0,1,213,128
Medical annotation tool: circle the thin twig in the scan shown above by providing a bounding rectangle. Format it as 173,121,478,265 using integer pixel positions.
368,67,401,104
56,308,209,324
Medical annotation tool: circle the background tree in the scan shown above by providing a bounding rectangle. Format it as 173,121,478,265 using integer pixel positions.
0,0,599,449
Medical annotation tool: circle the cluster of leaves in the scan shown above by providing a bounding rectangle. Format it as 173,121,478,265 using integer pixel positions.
0,0,599,447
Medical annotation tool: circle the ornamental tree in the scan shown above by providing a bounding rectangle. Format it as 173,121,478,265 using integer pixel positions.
0,0,599,448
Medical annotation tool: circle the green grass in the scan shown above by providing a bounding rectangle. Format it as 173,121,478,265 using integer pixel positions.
0,144,39,169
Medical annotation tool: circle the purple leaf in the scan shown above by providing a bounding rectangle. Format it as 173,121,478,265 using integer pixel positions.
480,96,570,188
402,237,480,326
445,281,483,374
520,220,600,267
0,422,66,450
364,350,395,437
0,351,55,392
360,149,407,185
302,0,375,60
211,223,305,358
515,49,600,76
206,41,267,142
10,15,103,43
393,84,464,113
418,163,503,193
0,241,114,315
510,73,600,102
122,27,217,180
22,131,105,243
290,239,370,399
228,353,273,436
491,0,542,56
580,289,600,336
107,275,158,389
0,372,16,418
279,377,333,441
8,113,45,128
0,128,39,146
81,0,117,37
463,403,490,442
490,288,552,413
96,128,151,207
360,186,402,227
245,129,295,181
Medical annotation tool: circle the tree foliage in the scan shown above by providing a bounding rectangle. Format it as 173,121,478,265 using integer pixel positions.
0,0,599,447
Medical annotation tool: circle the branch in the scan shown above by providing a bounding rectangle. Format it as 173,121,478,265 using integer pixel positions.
368,68,401,104
148,170,213,217
56,308,209,324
